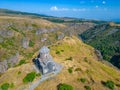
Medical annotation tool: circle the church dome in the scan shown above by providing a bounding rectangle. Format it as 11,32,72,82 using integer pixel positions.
39,46,50,54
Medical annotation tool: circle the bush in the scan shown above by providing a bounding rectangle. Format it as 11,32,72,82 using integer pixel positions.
18,60,26,65
84,86,91,90
68,68,73,73
18,71,21,75
66,57,73,61
23,72,36,83
29,40,35,47
80,78,86,83
56,50,60,54
1,83,10,90
36,73,41,77
57,83,74,90
9,83,14,88
102,80,115,90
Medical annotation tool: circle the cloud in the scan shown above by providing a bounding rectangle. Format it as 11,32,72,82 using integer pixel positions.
102,1,106,4
72,8,87,12
95,5,99,8
50,6,87,12
50,6,58,11
50,6,69,11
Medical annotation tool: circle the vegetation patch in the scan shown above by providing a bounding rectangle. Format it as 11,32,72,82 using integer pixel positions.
78,78,86,83
29,40,35,47
18,71,21,75
1,83,10,90
36,73,41,77
75,68,81,72
101,80,115,90
66,57,73,61
23,72,36,83
57,83,74,90
68,67,73,74
56,50,61,54
18,59,26,66
9,83,14,88
84,86,91,90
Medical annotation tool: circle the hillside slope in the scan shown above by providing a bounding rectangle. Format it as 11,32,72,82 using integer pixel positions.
0,15,65,73
80,23,120,69
0,36,120,90
35,36,120,90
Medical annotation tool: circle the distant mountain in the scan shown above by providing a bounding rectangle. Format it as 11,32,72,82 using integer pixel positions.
80,22,120,68
0,8,49,18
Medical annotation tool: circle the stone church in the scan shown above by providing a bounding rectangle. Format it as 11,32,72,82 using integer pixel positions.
33,46,60,75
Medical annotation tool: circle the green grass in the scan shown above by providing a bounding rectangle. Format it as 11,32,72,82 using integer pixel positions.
66,57,73,61
57,83,74,90
23,72,36,83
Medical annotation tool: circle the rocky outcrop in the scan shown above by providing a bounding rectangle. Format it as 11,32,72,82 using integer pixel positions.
36,28,59,35
57,33,64,40
0,30,14,37
7,52,19,67
0,60,8,73
21,37,29,48
0,52,19,73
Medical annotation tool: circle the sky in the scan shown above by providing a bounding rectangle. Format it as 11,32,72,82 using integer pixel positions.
0,0,120,21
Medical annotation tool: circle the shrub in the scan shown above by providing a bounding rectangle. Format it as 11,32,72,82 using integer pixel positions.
61,50,64,52
23,72,36,83
80,78,86,83
66,57,73,61
36,73,41,77
75,68,81,71
18,71,21,75
84,86,91,90
18,60,26,66
68,67,73,74
1,83,10,90
9,83,14,88
29,40,35,47
56,50,60,54
57,83,74,90
102,80,115,90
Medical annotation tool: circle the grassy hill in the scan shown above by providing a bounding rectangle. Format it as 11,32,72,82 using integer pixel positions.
80,22,120,69
36,36,120,90
0,36,120,90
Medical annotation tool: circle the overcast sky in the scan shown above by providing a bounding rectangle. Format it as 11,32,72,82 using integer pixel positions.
0,0,120,21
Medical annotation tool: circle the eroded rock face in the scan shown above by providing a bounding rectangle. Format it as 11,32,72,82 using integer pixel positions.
21,37,29,48
0,37,3,43
57,33,64,40
0,60,8,73
0,52,19,73
0,30,14,37
8,52,19,67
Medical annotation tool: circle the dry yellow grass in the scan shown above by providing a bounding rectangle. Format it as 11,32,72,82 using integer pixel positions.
35,36,120,90
0,36,120,90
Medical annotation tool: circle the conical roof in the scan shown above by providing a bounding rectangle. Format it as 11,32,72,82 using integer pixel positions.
39,46,50,54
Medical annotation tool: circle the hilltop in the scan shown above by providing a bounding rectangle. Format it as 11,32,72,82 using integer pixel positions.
0,36,120,90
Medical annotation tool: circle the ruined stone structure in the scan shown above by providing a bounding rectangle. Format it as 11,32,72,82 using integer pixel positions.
33,46,61,75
